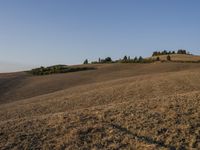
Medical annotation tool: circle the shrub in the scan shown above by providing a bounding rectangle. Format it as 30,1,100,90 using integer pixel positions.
167,55,171,61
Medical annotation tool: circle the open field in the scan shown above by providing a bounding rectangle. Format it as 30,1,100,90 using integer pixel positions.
1,60,200,149
151,54,200,62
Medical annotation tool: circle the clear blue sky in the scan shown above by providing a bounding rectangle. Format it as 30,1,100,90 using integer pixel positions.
0,0,200,70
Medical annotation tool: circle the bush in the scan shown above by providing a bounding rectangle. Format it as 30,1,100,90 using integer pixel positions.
167,55,171,61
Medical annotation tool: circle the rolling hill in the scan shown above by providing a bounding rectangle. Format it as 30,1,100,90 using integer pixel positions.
1,55,200,149
151,54,200,62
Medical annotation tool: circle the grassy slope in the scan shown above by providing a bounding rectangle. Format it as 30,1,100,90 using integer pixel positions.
1,57,200,149
151,54,200,61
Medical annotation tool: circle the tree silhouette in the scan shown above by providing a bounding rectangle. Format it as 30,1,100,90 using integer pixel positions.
83,59,88,64
133,57,138,62
105,57,112,62
138,56,143,62
177,49,187,54
123,55,128,61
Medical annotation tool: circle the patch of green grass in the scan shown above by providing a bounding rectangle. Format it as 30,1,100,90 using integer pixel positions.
27,65,96,76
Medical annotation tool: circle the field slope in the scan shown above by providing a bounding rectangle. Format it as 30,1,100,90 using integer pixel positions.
1,59,200,149
151,54,200,62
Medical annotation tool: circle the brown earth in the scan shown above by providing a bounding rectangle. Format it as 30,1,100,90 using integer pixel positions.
151,54,200,62
1,60,200,149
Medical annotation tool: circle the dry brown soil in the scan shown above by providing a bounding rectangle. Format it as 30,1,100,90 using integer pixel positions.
1,61,200,149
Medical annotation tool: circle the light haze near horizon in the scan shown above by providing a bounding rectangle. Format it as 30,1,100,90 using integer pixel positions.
0,0,200,72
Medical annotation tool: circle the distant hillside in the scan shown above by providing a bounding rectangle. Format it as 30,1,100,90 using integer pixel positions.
86,50,200,64
151,54,200,62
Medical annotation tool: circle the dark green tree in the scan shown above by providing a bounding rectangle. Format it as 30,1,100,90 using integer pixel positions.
138,56,143,62
152,51,158,56
133,57,138,63
83,59,88,64
123,55,128,62
105,57,112,62
177,49,187,54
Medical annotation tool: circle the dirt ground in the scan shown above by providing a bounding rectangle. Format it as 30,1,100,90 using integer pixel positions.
1,62,200,149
